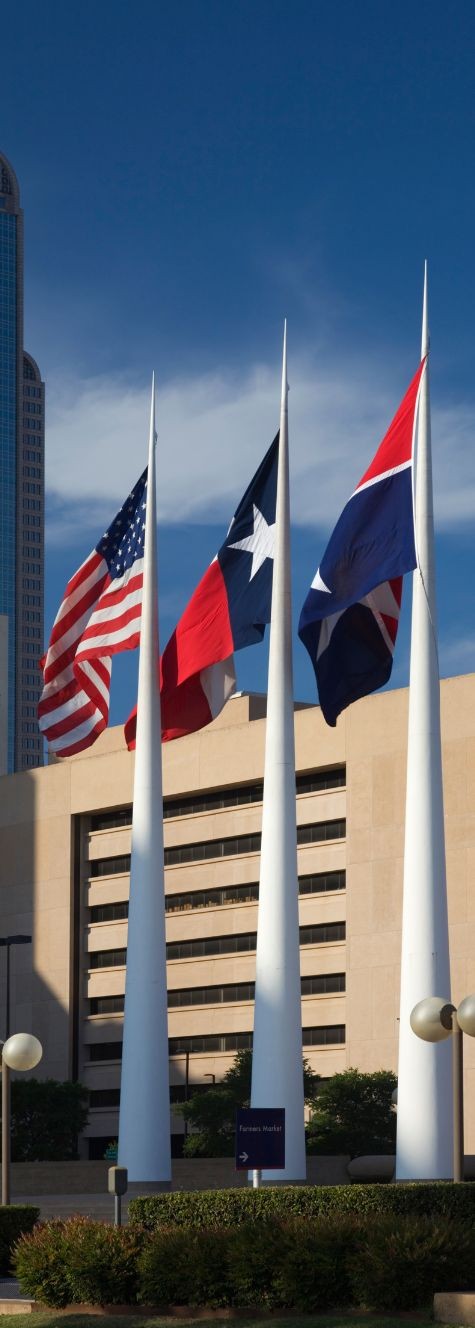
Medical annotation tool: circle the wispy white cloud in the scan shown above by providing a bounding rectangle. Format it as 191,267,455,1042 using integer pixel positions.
44,354,475,545
439,633,475,676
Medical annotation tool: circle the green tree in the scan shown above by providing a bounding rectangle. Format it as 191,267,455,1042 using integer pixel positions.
306,1067,397,1158
7,1079,90,1161
181,1049,319,1157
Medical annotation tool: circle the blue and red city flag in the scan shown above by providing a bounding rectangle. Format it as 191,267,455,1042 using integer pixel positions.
298,360,426,726
125,434,279,747
38,470,147,756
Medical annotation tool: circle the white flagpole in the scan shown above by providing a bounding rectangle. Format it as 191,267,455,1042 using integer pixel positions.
118,375,171,1185
395,266,452,1180
250,323,306,1181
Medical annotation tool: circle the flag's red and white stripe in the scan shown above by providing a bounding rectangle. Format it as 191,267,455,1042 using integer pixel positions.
38,551,143,757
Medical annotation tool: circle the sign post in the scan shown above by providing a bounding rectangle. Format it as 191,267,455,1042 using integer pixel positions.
235,1108,285,1185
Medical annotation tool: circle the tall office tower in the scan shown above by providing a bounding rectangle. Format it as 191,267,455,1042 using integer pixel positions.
0,151,44,773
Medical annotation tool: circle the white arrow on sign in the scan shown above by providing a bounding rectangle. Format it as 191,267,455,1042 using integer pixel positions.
239,1151,249,1163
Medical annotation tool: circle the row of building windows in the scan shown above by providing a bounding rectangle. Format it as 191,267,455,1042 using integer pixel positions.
23,498,41,511
87,1025,346,1073
23,465,41,478
23,417,41,429
168,972,346,1008
88,923,346,968
23,449,41,462
23,515,41,526
89,821,345,879
23,435,42,447
22,610,41,621
88,871,345,925
22,399,42,411
23,385,41,398
88,972,346,1015
89,768,346,832
22,594,41,606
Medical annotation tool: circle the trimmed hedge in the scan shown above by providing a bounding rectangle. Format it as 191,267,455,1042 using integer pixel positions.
14,1217,144,1308
0,1206,39,1275
129,1181,475,1230
13,1211,475,1312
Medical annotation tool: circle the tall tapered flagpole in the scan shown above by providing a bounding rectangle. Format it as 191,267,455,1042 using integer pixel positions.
396,266,453,1179
251,323,306,1181
118,375,171,1185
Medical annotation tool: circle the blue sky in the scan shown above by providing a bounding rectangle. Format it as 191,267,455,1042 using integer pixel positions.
3,0,475,726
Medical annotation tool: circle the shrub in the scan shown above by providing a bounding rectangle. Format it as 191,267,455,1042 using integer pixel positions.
14,1221,70,1307
61,1218,144,1306
0,1206,39,1276
349,1214,475,1311
14,1217,144,1307
227,1221,289,1308
138,1227,231,1307
129,1180,475,1231
13,1207,475,1312
277,1215,361,1311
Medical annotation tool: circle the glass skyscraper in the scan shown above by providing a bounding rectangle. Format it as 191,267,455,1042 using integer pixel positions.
0,151,44,772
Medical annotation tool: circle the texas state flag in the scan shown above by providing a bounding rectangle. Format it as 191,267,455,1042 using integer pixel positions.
125,434,279,747
298,360,426,727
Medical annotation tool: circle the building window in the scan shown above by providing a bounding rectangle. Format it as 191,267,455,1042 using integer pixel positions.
88,767,345,832
164,820,345,867
90,856,130,879
89,995,125,1015
166,933,257,961
298,871,345,895
300,922,346,945
89,949,126,969
89,1089,120,1108
168,982,255,1008
88,1043,122,1062
89,901,129,924
301,973,346,995
165,883,259,913
169,1032,253,1055
302,1025,346,1046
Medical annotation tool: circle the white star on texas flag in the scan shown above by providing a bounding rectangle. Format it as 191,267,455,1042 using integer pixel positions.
228,504,276,581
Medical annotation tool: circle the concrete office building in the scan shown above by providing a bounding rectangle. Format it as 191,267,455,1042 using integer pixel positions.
0,676,473,1160
0,151,45,773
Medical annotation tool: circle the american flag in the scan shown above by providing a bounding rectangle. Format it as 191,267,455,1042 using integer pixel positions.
38,469,147,757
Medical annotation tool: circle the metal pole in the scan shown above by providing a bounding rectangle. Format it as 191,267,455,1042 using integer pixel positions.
452,1011,464,1182
5,945,10,1042
252,1169,261,1189
184,1051,190,1139
114,1193,122,1227
1,1055,10,1206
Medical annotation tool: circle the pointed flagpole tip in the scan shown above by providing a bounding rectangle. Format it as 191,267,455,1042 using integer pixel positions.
421,265,429,360
281,321,288,406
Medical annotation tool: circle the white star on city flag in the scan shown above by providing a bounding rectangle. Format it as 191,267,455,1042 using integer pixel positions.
228,504,276,581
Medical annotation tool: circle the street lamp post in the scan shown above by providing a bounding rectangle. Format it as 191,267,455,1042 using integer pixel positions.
410,995,475,1182
1,1033,42,1205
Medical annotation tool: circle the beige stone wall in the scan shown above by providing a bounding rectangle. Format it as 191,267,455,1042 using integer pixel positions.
0,678,474,1156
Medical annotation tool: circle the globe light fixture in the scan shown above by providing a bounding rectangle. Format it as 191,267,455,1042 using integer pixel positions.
410,994,475,1182
2,1034,42,1072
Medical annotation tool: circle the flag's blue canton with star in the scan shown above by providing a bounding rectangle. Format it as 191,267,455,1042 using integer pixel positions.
97,470,147,577
217,433,279,649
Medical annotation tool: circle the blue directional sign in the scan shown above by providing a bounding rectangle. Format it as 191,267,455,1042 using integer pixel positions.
235,1107,285,1170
